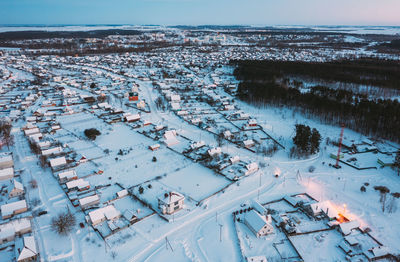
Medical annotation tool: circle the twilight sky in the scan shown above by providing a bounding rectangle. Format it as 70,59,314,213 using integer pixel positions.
1,0,400,26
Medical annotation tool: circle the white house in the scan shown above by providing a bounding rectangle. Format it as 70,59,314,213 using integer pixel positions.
164,130,179,146
208,147,222,157
8,180,24,198
0,153,13,169
49,156,67,170
66,178,90,192
116,189,128,199
125,113,141,122
88,205,121,226
24,128,40,136
1,200,28,219
79,194,100,209
0,218,32,244
158,191,185,215
243,139,255,148
15,236,38,262
230,156,240,164
0,167,14,181
244,210,274,238
41,146,62,157
58,170,78,184
245,162,259,175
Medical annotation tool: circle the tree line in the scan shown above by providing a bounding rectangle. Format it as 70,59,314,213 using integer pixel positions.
232,59,400,143
231,59,400,90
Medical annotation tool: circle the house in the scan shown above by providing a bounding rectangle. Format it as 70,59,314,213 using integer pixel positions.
37,141,51,149
8,180,24,198
0,218,32,244
49,156,67,170
248,119,258,127
66,178,90,192
1,200,28,219
364,246,391,261
247,256,268,262
88,205,121,226
164,130,179,146
0,167,14,181
116,189,128,199
149,144,160,151
125,113,141,122
307,201,339,220
244,210,274,238
158,191,185,215
0,153,13,169
208,147,222,157
79,194,100,209
41,146,62,157
171,102,181,111
58,170,78,183
24,128,40,136
122,210,139,225
230,156,240,164
15,236,38,262
223,130,232,139
190,141,205,150
170,94,181,102
245,162,259,175
243,139,255,148
339,220,360,236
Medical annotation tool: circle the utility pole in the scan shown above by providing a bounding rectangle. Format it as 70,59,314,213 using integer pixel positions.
165,237,173,252
335,124,345,169
219,224,223,242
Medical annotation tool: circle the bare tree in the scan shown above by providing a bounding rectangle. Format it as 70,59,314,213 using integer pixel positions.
0,118,14,150
51,208,76,236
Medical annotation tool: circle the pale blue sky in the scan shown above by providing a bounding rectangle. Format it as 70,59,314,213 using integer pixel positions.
1,0,399,26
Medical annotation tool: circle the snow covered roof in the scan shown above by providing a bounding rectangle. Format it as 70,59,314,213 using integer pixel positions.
66,178,89,190
0,218,31,237
24,127,40,136
246,162,259,171
191,141,205,150
369,246,390,258
38,141,51,149
79,194,99,206
49,156,67,168
230,155,240,164
41,146,62,156
158,191,185,205
339,220,360,236
117,189,128,198
89,205,121,224
246,256,268,262
243,139,255,146
0,154,13,165
208,147,222,156
244,210,269,233
1,200,27,217
0,167,14,180
309,201,338,219
16,236,38,261
58,170,77,180
13,180,24,191
125,113,140,121
0,225,15,241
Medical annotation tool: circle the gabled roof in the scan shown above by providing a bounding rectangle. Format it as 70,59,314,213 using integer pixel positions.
17,236,37,261
245,210,268,233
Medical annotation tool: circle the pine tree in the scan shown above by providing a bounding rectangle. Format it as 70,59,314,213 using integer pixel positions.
310,128,322,154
